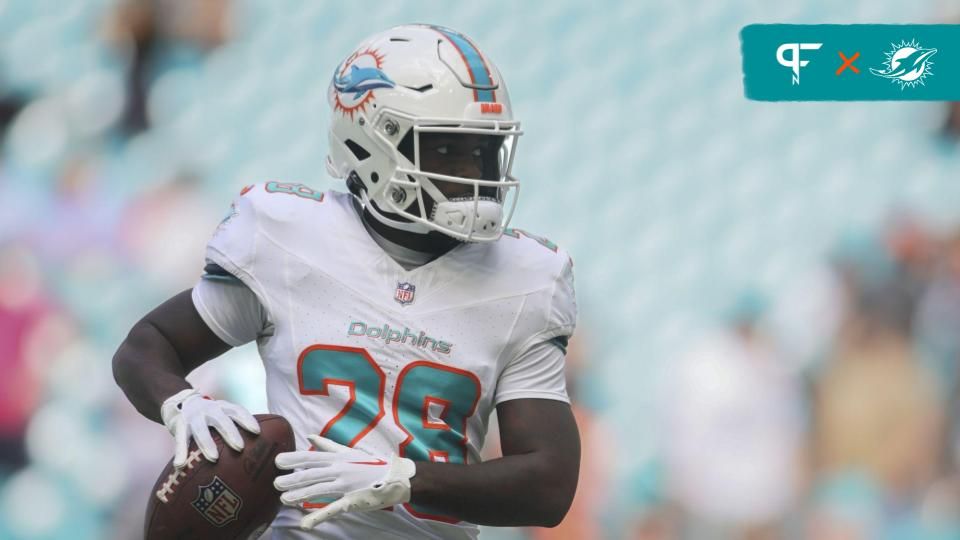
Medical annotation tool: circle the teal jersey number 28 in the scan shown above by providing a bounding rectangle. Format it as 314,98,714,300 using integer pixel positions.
297,344,481,523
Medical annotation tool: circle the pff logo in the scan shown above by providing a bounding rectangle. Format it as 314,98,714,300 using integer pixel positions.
777,42,823,85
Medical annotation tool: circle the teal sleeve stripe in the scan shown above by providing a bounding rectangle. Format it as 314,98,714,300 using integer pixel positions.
201,273,241,284
549,335,569,355
201,262,241,283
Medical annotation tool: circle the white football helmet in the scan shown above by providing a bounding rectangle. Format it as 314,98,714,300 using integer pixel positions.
325,24,521,243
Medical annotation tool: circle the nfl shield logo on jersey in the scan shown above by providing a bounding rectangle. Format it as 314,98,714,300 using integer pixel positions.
191,476,242,527
395,282,416,306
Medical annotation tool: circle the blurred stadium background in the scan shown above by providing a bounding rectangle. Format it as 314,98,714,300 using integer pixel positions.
3,0,960,538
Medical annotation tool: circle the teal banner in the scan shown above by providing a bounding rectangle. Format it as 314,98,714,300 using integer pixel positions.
741,24,960,101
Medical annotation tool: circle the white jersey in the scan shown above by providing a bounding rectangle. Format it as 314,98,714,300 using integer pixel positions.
193,182,577,539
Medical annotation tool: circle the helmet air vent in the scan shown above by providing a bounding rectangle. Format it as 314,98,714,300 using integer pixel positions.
402,84,434,93
345,139,371,161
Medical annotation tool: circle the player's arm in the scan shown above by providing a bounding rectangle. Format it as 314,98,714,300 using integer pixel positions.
112,288,261,466
112,289,230,423
409,397,580,527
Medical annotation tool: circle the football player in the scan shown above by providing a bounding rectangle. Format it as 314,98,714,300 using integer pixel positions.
113,24,580,539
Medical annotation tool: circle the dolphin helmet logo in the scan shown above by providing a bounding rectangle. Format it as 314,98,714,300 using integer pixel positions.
331,47,395,119
334,65,395,99
870,39,937,89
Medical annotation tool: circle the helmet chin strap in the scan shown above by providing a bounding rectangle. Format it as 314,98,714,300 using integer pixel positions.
354,171,506,242
360,190,434,235
356,194,463,255
431,198,503,240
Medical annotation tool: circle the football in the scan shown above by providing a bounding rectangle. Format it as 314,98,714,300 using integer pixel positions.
144,414,296,540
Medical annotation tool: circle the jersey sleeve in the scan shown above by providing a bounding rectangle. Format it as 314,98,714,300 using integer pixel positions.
494,340,569,405
205,189,260,291
494,256,577,405
191,273,272,347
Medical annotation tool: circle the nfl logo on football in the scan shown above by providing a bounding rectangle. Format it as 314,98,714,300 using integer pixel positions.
191,476,243,527
395,282,416,306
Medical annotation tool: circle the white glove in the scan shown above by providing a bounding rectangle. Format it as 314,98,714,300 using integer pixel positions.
160,388,260,468
274,435,416,530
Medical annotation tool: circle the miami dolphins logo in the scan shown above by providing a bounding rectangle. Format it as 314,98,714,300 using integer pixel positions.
332,47,395,119
869,39,937,89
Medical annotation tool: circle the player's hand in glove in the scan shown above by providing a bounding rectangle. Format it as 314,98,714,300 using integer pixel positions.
274,435,416,530
160,388,260,468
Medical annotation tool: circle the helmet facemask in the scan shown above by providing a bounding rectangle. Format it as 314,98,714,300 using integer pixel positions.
361,109,521,243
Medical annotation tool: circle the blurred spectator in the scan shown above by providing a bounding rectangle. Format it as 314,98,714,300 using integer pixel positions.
24,153,120,265
881,214,937,333
658,291,805,539
805,471,884,540
914,229,960,468
0,93,29,142
767,230,892,377
119,171,220,290
831,231,910,336
811,315,943,536
104,0,233,135
770,262,849,373
0,245,56,473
